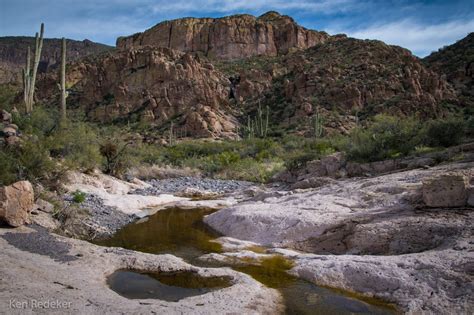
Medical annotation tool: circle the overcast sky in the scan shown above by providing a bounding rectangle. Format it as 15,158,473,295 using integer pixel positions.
0,0,472,57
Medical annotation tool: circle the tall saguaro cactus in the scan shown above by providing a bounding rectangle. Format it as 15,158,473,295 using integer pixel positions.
23,23,44,114
59,37,67,122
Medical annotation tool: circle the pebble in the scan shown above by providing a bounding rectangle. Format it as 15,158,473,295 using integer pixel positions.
134,177,253,196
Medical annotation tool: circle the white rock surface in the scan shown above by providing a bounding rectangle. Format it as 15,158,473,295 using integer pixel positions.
0,226,282,314
65,172,190,215
204,162,474,313
291,249,474,314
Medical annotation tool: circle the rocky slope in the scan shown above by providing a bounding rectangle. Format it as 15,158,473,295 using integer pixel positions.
39,47,239,138
0,36,112,84
117,11,329,60
27,16,470,139
222,36,458,134
424,32,474,107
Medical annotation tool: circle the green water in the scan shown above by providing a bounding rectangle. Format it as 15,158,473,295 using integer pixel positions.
97,207,397,314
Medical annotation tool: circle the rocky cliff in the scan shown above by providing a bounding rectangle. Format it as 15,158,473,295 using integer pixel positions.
221,36,457,134
424,32,474,107
26,16,471,139
0,37,112,84
117,11,329,60
39,47,238,138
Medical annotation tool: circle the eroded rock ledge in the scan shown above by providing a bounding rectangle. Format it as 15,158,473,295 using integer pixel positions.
0,225,282,314
205,162,474,313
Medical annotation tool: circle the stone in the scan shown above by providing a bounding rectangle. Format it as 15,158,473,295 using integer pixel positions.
33,199,55,213
0,181,34,227
39,47,238,139
423,174,468,207
0,110,12,124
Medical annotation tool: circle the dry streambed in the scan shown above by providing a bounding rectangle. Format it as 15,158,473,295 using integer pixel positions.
204,162,474,314
1,162,473,314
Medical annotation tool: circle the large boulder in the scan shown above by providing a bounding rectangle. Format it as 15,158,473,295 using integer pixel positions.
0,181,34,227
422,174,468,207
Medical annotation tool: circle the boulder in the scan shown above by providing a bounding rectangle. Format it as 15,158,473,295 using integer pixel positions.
423,174,468,207
467,186,474,207
0,181,35,227
1,110,12,124
33,198,55,213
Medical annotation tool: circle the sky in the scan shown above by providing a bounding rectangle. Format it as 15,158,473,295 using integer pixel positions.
0,0,473,57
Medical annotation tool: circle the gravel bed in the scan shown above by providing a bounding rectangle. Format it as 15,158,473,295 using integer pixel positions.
63,194,137,238
134,177,254,196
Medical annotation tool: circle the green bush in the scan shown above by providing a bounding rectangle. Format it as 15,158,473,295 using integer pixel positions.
72,190,86,203
47,121,102,171
423,116,466,147
345,115,421,162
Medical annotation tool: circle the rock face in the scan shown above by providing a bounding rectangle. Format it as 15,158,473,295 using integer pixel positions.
117,11,329,60
424,32,474,106
224,36,457,135
0,36,112,84
423,174,469,207
41,47,238,138
0,181,34,227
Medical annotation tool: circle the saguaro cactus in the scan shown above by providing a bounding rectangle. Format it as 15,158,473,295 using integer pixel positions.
310,108,324,138
23,23,44,113
59,37,67,122
243,104,270,139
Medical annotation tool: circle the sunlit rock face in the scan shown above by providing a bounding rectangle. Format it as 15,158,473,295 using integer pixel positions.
117,11,329,60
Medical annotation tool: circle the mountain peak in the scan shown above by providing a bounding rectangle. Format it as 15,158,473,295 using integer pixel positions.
117,12,327,60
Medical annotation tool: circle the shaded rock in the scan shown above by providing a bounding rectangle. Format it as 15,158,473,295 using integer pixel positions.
290,177,336,190
0,110,12,124
0,181,34,227
467,186,474,207
0,36,112,84
423,174,468,207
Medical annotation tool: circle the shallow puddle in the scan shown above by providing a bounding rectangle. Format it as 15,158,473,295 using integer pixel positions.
97,207,397,314
107,270,231,302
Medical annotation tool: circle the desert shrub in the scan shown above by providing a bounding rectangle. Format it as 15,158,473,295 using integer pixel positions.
422,116,466,147
0,150,17,186
99,132,137,178
47,121,102,171
13,106,58,136
0,137,59,185
216,158,284,183
345,115,421,162
466,116,474,136
0,84,19,112
72,190,86,203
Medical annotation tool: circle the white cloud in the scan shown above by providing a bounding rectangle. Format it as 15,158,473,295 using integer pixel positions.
151,0,359,15
328,18,474,57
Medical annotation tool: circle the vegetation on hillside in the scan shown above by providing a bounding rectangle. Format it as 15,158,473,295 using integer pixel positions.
1,90,472,188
